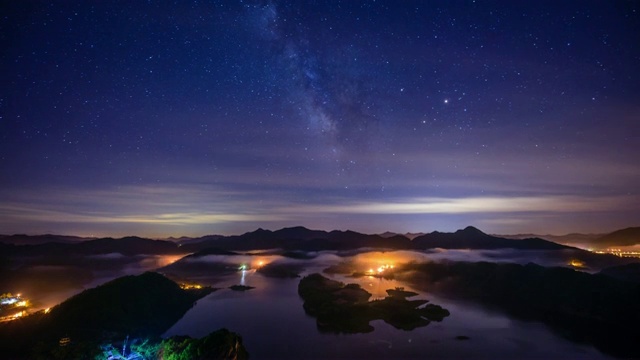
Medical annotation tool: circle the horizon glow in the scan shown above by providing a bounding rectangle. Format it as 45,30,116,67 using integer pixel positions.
1,2,638,238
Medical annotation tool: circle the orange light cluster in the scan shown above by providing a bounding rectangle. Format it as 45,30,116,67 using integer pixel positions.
589,248,640,258
367,264,394,274
180,283,203,290
568,259,585,268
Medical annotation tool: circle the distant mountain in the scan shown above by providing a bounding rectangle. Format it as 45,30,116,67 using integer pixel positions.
378,231,425,240
180,226,412,252
273,226,331,240
0,234,93,245
174,234,225,246
1,236,183,257
179,226,570,252
498,232,602,245
378,231,398,238
183,247,240,258
498,227,640,248
405,232,426,240
594,227,640,247
77,236,180,255
1,226,581,256
412,226,571,250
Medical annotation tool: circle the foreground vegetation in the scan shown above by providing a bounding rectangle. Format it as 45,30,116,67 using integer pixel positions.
96,329,247,360
0,272,247,359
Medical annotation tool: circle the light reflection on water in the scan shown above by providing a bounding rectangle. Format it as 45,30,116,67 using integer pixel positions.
9,249,615,358
163,251,612,360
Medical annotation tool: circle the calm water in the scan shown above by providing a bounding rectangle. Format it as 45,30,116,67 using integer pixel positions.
163,251,612,359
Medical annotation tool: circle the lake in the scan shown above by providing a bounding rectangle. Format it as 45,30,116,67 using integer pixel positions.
163,250,612,359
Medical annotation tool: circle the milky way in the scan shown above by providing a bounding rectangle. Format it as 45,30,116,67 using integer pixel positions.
1,1,638,236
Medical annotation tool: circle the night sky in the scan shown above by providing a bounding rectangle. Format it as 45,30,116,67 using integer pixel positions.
1,1,639,237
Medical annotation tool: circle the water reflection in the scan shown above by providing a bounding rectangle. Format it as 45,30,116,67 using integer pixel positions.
163,250,612,360
3,248,619,359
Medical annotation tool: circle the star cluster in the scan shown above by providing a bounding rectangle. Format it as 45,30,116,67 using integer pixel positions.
1,1,638,236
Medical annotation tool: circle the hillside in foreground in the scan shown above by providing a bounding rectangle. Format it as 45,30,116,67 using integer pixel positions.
0,272,247,359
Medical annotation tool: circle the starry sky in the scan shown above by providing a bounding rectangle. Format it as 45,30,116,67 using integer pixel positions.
1,1,639,237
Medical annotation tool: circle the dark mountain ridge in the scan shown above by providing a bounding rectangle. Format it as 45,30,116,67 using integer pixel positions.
0,234,94,245
0,226,600,257
497,227,640,248
595,227,640,247
412,226,571,250
179,226,575,257
0,236,182,257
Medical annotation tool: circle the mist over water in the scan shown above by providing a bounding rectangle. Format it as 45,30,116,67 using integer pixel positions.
163,249,612,359
8,247,608,311
1,247,621,359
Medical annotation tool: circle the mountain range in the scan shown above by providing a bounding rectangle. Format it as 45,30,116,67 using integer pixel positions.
0,226,582,256
498,227,640,248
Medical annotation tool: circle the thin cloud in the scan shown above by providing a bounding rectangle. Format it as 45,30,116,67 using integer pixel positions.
283,195,638,215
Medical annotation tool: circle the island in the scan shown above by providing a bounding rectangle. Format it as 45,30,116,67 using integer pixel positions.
256,261,304,278
298,273,449,333
229,285,255,291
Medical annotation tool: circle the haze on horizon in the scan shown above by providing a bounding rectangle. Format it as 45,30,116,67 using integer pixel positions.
1,1,638,238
